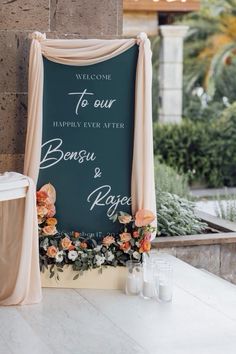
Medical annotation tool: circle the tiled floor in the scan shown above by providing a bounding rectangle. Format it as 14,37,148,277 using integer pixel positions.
1,256,236,354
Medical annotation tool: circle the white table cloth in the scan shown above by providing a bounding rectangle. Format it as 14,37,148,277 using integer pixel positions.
0,172,41,305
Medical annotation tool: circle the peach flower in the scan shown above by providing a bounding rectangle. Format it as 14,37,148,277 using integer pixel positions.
119,242,131,252
36,190,48,203
37,205,48,218
46,217,57,226
139,239,151,253
39,183,56,204
102,235,115,246
73,231,80,238
80,242,88,249
46,204,56,218
118,214,132,224
38,216,45,225
135,209,155,227
46,245,58,258
144,232,151,241
68,244,76,251
119,232,132,242
61,237,72,250
42,225,57,236
132,231,139,238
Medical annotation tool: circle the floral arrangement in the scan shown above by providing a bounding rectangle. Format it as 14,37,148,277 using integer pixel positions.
37,184,156,280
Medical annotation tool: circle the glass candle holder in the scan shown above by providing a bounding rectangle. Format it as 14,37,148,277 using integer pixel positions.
155,260,173,302
125,260,143,296
141,259,156,300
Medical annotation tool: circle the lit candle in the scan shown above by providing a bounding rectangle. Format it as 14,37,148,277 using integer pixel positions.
159,282,172,302
126,275,141,295
142,280,155,298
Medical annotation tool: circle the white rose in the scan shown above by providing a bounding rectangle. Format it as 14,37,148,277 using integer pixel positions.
42,238,49,251
107,251,114,262
133,251,141,260
68,250,78,261
55,251,64,263
95,255,105,266
94,245,102,252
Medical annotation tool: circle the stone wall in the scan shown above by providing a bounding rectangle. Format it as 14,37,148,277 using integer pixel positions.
159,244,236,285
0,0,122,173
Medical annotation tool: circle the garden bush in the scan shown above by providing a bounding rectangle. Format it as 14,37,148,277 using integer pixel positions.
154,158,190,198
215,193,236,222
156,190,207,236
154,104,236,187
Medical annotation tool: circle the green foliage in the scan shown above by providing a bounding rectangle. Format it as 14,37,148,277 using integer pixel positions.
154,104,236,187
215,194,236,222
214,103,236,186
183,91,225,122
156,190,207,236
174,0,236,120
153,120,219,187
154,158,189,198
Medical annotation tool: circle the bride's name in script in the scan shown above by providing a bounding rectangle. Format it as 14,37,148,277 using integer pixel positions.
87,185,131,217
40,138,96,169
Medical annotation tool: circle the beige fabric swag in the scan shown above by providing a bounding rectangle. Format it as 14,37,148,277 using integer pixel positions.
24,31,156,234
0,172,42,305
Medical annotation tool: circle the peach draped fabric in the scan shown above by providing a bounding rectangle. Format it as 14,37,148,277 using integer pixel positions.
0,172,42,305
24,31,156,234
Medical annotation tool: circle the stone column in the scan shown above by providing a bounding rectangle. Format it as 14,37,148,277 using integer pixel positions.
158,25,189,124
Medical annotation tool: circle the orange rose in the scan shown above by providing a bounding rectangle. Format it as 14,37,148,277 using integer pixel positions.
80,242,87,249
118,214,132,224
119,232,131,242
102,235,115,246
36,190,48,203
46,217,57,226
46,245,58,258
73,231,80,238
61,237,72,250
132,231,139,238
139,240,151,253
120,242,131,252
135,209,155,227
42,225,57,236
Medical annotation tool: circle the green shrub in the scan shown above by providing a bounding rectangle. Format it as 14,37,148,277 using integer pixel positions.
154,105,236,188
156,190,207,236
154,120,219,187
215,193,236,222
154,158,190,198
215,103,236,186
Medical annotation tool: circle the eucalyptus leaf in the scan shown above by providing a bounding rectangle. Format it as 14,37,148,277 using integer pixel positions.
73,273,80,280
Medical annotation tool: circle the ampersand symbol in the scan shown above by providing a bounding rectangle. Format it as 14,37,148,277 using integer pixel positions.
94,167,102,178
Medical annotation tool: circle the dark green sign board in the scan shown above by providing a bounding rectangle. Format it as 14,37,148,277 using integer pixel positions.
38,45,138,237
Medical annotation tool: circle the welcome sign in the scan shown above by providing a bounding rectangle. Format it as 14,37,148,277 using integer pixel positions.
38,46,139,236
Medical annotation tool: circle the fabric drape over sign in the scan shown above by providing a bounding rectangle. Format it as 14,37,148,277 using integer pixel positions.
24,31,156,234
0,172,42,306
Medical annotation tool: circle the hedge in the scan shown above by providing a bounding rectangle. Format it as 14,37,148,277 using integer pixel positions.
153,103,236,187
